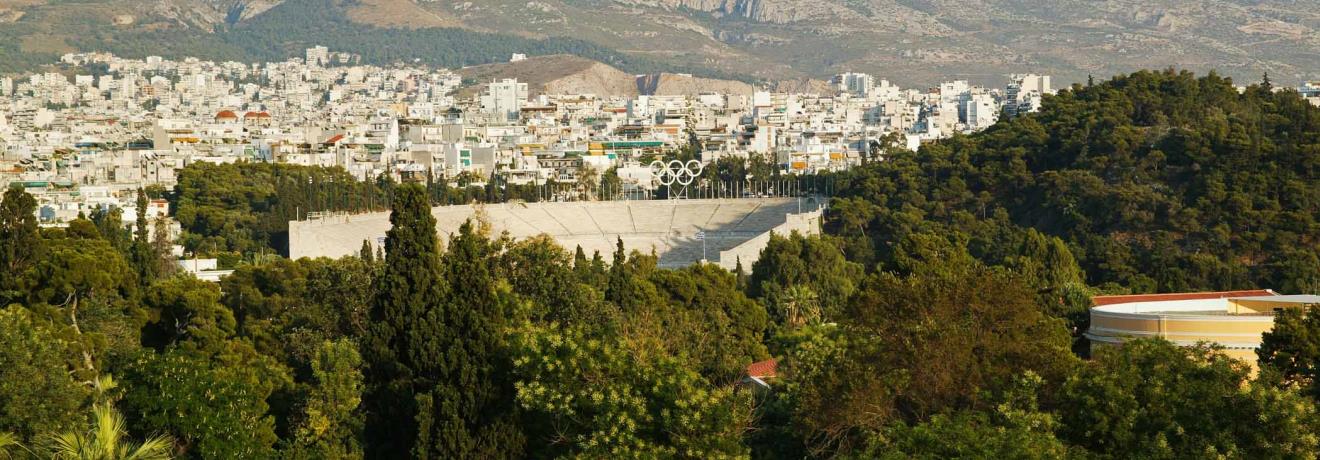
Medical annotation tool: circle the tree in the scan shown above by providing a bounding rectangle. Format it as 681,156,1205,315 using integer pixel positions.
824,69,1320,293
141,276,235,351
43,403,174,460
862,373,1067,460
221,257,374,368
750,233,862,322
0,433,22,458
151,217,177,278
89,207,130,256
512,324,752,458
121,346,284,459
286,339,364,460
1059,339,1320,457
575,165,598,201
360,183,444,458
359,240,373,262
0,188,41,302
131,189,156,284
774,285,821,329
499,236,612,327
600,167,622,200
413,220,524,459
1258,304,1320,398
795,262,1075,455
17,236,140,377
0,306,86,443
647,264,771,382
171,162,391,257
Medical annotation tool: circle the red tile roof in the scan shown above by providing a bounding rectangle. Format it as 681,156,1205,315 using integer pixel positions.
323,134,346,145
746,358,778,379
1092,290,1276,307
215,110,238,119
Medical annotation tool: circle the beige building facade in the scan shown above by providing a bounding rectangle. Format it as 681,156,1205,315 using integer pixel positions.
1087,290,1320,365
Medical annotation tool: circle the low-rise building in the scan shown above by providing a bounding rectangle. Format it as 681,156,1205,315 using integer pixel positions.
1086,290,1320,366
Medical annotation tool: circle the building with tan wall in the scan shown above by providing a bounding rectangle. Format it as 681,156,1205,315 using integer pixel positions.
1086,290,1320,365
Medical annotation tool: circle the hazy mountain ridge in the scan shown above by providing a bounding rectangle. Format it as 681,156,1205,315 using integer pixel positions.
2,0,1317,86
395,0,1320,85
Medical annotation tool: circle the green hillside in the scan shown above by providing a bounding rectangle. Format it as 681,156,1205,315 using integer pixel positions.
827,70,1320,294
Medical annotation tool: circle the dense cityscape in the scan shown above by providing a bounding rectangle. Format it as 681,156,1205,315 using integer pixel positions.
1,14,1320,460
2,48,1075,222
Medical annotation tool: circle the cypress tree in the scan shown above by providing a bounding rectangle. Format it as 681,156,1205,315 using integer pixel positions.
573,245,588,268
414,220,524,459
572,245,589,281
359,239,374,262
1,188,41,301
735,256,748,291
130,188,156,283
361,183,445,459
606,237,628,305
589,250,607,287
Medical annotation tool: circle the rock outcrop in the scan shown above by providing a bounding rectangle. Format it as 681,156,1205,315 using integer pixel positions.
613,0,835,24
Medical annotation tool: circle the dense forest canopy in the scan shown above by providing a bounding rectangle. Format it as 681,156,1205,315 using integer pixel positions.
828,69,1320,295
0,70,1318,458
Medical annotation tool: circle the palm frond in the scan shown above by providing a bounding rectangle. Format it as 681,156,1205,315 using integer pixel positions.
122,435,174,460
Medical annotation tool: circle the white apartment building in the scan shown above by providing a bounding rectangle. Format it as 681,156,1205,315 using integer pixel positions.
963,93,998,130
836,73,874,98
480,79,529,121
1004,74,1052,117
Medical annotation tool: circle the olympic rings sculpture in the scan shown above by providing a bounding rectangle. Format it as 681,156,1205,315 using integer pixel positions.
649,159,704,187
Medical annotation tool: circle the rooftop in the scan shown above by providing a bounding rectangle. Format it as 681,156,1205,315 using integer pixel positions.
1092,289,1274,306
1092,291,1320,318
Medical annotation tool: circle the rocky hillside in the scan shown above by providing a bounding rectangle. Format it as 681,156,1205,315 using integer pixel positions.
457,55,758,97
457,55,642,97
2,0,1318,87
389,0,1320,86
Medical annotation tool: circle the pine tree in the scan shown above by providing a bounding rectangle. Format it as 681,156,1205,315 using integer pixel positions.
90,207,129,255
361,184,445,459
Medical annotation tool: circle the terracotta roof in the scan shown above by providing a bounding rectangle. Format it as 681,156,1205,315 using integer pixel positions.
322,134,346,145
746,358,778,379
244,111,271,118
215,110,238,119
1092,290,1276,307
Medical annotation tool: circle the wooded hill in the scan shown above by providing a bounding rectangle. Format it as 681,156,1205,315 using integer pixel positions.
828,70,1320,295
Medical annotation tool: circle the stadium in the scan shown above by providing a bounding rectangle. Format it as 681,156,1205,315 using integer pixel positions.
289,197,824,270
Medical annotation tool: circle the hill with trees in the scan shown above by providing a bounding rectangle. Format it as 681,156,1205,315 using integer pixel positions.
828,70,1320,296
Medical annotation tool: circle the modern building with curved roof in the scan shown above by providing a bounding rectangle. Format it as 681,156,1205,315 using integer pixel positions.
1086,290,1320,365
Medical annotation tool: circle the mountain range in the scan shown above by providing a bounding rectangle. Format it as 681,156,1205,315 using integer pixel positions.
2,0,1318,87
